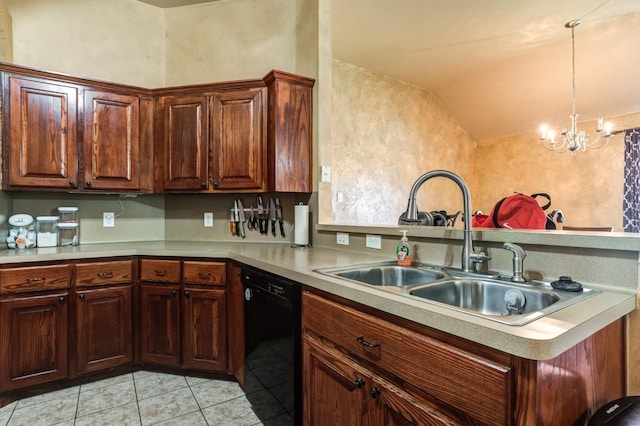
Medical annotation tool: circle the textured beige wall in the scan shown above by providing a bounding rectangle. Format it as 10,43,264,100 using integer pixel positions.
475,112,640,231
165,0,298,85
0,0,11,62
7,0,165,87
330,60,475,225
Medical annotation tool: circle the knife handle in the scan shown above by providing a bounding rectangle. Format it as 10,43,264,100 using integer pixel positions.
230,220,237,235
271,220,276,237
279,220,285,238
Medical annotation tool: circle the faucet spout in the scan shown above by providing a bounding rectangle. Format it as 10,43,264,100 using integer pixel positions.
402,170,482,272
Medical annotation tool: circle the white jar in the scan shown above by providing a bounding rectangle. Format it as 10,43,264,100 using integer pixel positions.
58,207,79,223
36,216,59,247
58,222,79,246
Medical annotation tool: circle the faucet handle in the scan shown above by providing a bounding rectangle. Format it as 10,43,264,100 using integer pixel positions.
470,251,491,264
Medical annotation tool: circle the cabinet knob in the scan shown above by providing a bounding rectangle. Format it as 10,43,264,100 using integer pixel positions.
184,291,190,297
354,378,365,388
79,294,85,300
213,182,219,188
200,182,207,189
369,387,381,399
69,180,76,187
85,181,92,188
171,290,177,296
58,296,66,303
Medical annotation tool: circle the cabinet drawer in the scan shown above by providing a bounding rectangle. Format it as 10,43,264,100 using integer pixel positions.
76,260,133,287
140,259,181,283
302,291,512,426
183,261,226,286
0,264,72,294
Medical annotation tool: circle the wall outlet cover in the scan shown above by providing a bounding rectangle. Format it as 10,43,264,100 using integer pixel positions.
204,212,214,227
336,232,349,245
366,234,382,249
103,212,115,228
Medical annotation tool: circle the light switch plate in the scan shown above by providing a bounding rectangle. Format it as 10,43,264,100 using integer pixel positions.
103,212,115,228
204,212,214,227
321,165,332,183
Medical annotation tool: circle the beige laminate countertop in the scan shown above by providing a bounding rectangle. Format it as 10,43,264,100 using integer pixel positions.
0,240,635,361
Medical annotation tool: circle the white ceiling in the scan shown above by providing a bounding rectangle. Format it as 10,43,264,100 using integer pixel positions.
332,0,640,140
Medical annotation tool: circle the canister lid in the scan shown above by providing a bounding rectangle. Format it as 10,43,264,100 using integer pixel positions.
57,222,78,228
36,216,59,221
58,207,79,212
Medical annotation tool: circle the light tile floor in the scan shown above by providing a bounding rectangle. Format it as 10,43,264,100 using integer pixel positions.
0,369,292,426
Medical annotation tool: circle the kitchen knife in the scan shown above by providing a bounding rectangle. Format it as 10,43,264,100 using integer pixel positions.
247,205,255,231
257,195,267,234
269,197,277,237
237,198,246,238
230,201,238,236
275,197,285,238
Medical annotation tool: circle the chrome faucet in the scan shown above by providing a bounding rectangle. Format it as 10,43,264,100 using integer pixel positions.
503,242,527,282
401,170,489,272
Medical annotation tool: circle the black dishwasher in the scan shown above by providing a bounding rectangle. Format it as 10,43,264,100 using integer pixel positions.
241,267,301,425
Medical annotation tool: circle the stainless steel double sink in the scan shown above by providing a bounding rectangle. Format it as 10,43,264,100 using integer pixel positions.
315,262,600,326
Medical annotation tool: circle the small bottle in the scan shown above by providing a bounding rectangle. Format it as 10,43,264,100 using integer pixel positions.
396,230,413,266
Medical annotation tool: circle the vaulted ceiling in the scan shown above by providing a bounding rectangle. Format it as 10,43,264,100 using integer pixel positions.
137,0,640,141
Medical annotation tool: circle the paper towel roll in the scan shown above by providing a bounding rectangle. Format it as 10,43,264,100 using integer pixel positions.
294,203,309,245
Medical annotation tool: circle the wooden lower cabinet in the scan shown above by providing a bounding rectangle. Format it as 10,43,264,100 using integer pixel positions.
303,336,458,425
182,287,227,370
75,285,133,374
139,259,228,372
303,289,625,426
140,284,181,366
0,291,69,391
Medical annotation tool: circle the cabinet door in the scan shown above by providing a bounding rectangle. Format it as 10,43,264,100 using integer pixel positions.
4,75,78,189
264,70,314,192
83,90,140,190
182,288,227,371
75,285,133,374
140,284,181,367
0,292,69,390
303,337,370,425
210,87,266,191
161,95,209,191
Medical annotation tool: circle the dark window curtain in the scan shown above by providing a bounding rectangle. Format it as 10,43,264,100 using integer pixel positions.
623,128,640,232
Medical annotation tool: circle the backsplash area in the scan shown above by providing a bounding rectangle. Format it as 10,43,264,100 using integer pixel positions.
3,192,310,247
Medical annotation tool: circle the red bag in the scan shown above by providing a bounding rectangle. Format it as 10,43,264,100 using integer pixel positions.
472,193,548,229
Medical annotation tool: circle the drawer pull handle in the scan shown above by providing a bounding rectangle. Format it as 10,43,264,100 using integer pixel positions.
27,277,45,283
357,336,381,349
154,270,167,276
198,272,212,279
370,387,381,399
354,378,365,388
98,272,114,278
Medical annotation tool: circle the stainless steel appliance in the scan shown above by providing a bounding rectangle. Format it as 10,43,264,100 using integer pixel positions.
242,267,301,425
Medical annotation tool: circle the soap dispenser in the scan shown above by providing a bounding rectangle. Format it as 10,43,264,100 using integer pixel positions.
396,230,413,266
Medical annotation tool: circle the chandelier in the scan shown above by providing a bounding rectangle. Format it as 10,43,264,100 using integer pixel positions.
539,19,614,153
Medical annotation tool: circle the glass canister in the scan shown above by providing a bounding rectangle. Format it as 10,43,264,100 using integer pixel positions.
36,216,59,247
58,207,79,223
58,222,79,246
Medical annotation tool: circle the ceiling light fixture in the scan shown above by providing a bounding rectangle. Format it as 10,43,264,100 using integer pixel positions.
540,19,614,153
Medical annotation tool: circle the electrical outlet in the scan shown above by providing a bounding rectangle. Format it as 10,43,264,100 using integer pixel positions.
204,212,214,227
366,234,382,249
321,165,332,183
103,212,115,228
336,232,349,245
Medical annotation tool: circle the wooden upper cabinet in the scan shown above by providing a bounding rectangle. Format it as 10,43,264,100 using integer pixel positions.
264,70,315,193
83,90,140,190
210,86,266,191
3,74,79,190
161,95,209,191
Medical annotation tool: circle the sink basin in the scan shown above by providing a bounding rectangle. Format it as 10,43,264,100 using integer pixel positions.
409,278,599,325
316,262,446,287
